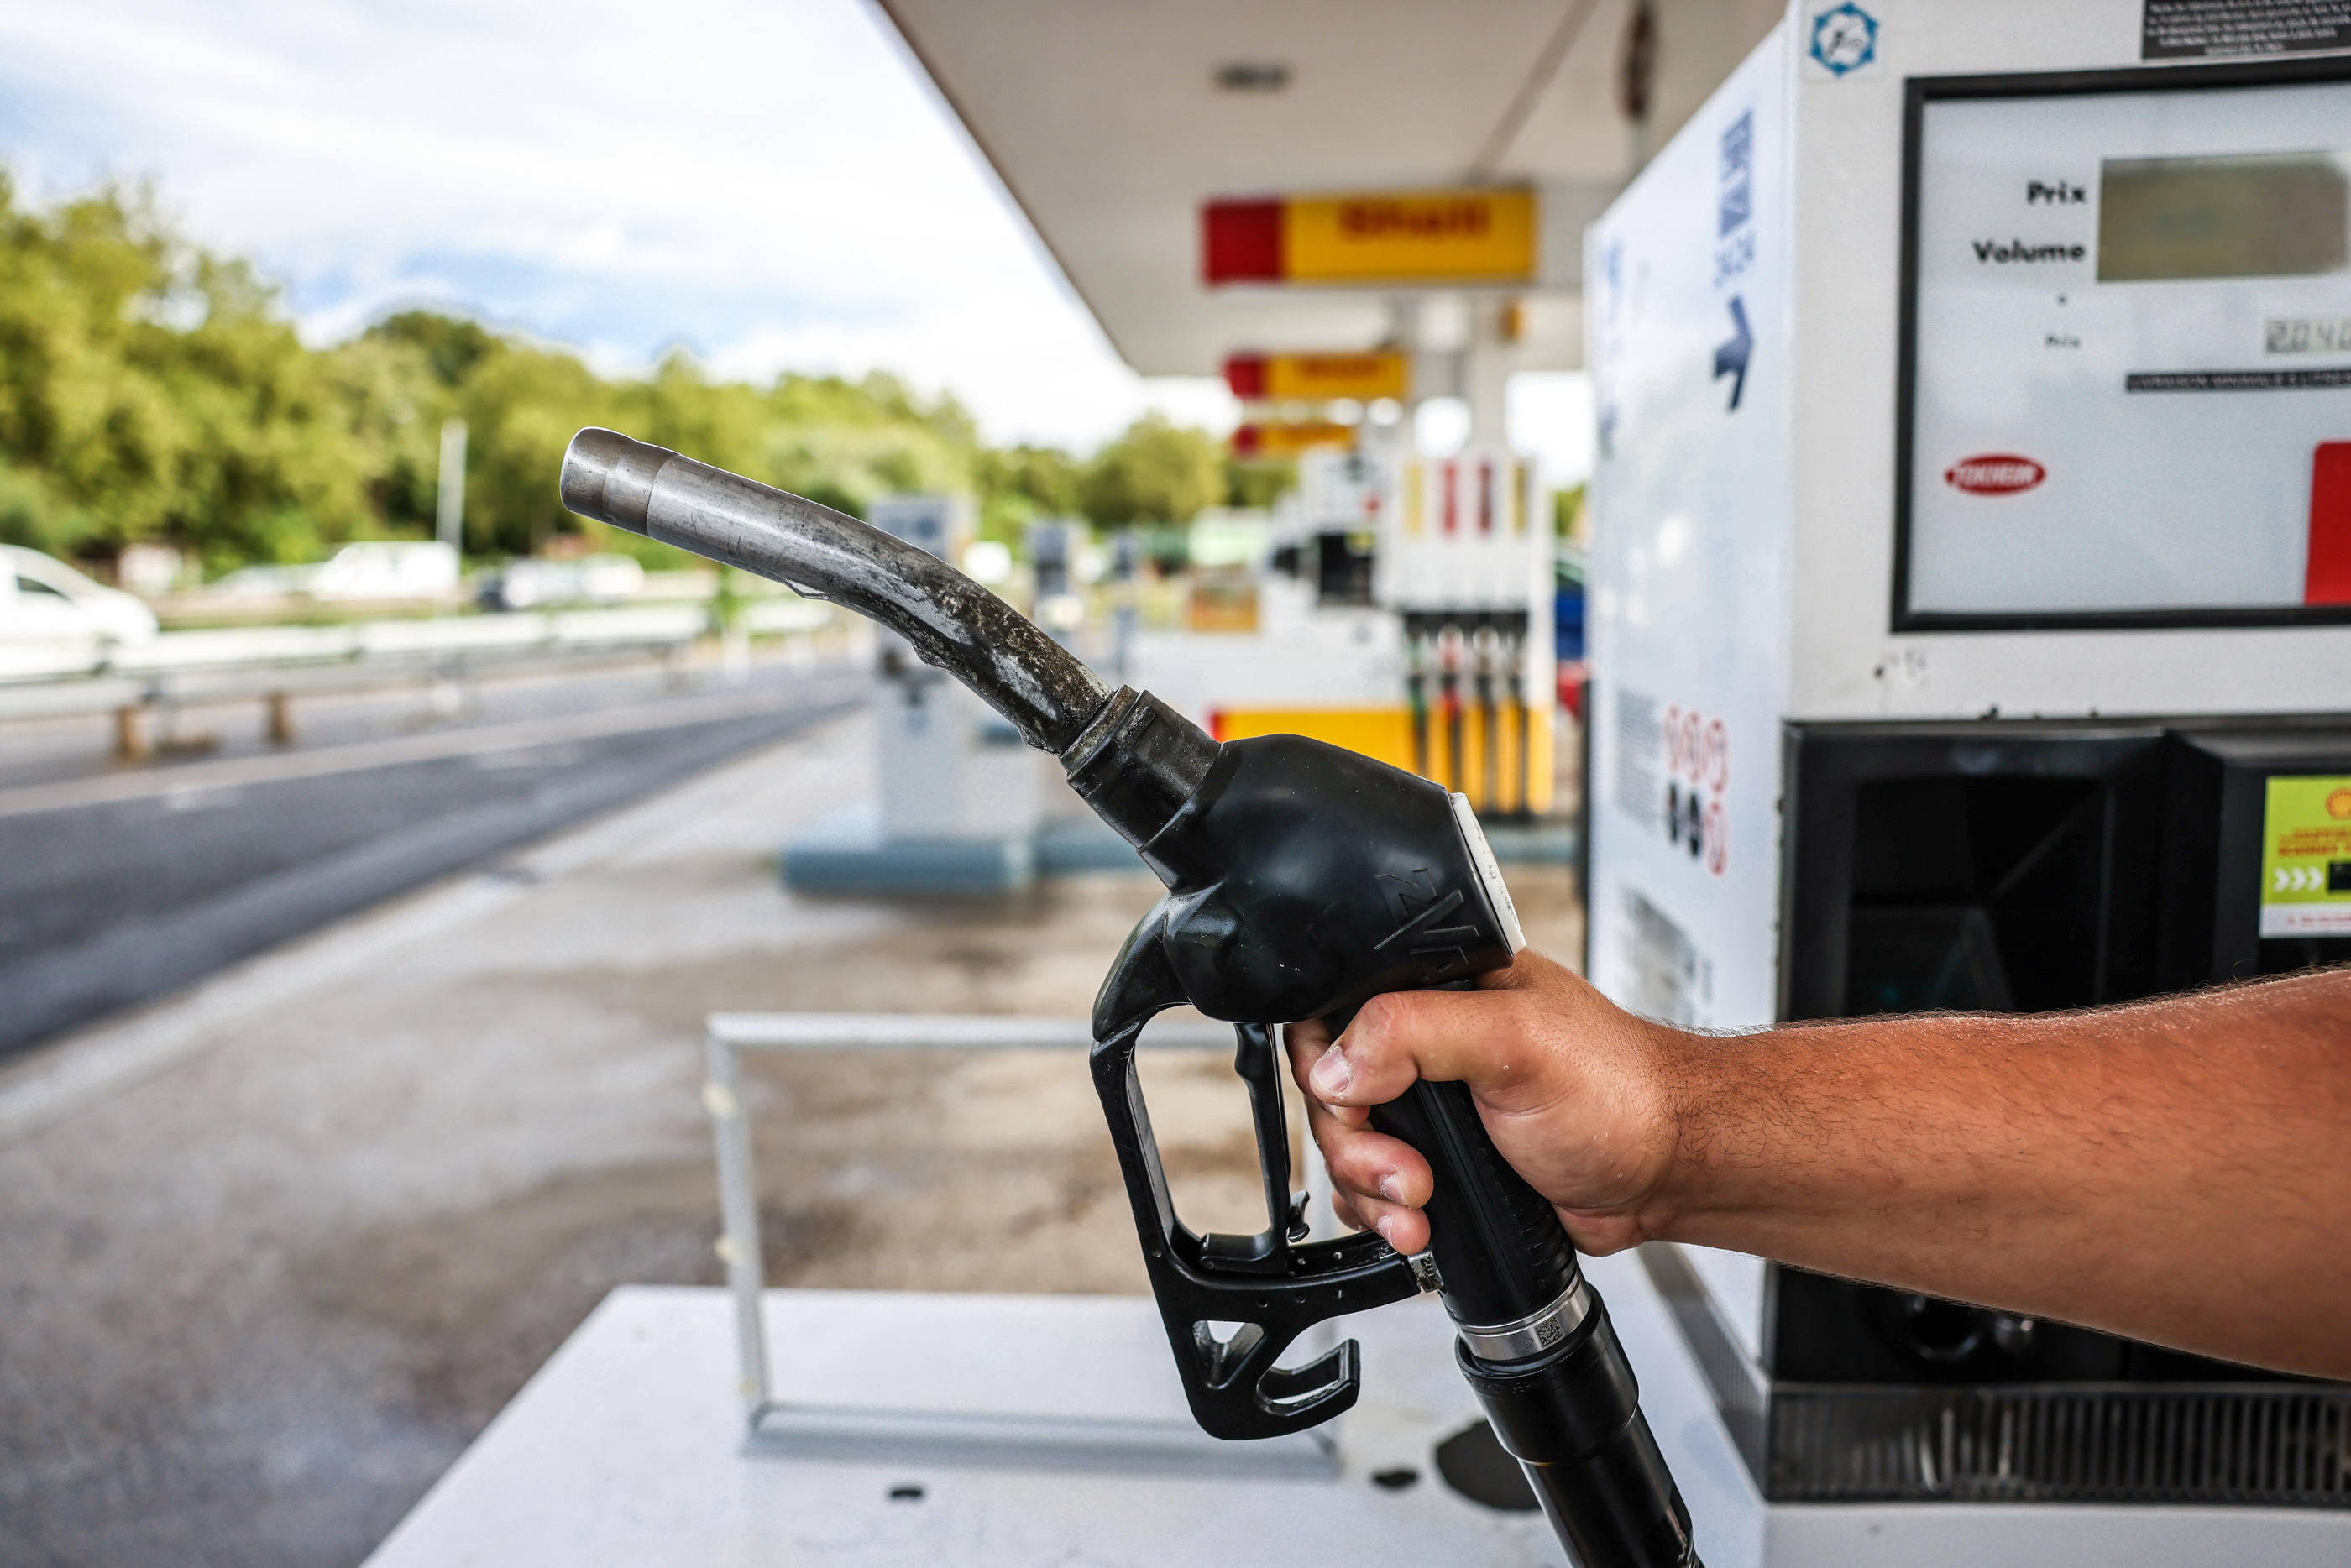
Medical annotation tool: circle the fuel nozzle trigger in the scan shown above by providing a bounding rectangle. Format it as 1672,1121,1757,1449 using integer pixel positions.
1090,917,1422,1441
1230,1021,1310,1252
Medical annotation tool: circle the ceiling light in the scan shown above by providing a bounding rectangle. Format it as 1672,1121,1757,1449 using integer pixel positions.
1214,61,1291,92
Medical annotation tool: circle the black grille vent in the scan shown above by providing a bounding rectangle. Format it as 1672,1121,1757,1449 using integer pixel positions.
1770,1385,2351,1505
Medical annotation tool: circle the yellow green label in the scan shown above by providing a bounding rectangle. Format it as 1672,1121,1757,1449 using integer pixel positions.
2259,775,2351,937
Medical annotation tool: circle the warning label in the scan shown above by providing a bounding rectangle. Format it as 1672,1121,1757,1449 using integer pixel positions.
2143,0,2351,59
2259,775,2351,936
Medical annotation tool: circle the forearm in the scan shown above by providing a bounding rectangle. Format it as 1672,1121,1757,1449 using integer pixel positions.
1647,971,2351,1377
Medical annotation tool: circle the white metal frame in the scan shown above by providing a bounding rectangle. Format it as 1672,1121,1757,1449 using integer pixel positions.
700,1011,1343,1477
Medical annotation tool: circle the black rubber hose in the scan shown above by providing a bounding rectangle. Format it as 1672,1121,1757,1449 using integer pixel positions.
1462,1306,1700,1568
560,428,1111,755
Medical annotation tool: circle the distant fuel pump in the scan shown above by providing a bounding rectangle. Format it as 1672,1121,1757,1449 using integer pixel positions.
559,427,1701,1568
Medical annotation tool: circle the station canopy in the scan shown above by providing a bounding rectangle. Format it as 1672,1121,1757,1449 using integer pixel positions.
877,0,1781,378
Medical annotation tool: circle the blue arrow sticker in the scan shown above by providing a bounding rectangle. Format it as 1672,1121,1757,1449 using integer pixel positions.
1713,296,1751,411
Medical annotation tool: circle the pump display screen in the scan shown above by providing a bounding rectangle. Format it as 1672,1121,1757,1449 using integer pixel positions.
1898,69,2351,627
2098,152,2349,282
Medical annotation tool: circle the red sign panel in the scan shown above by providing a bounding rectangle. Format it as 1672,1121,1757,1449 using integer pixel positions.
1944,454,2046,495
1202,201,1282,285
2306,442,2351,605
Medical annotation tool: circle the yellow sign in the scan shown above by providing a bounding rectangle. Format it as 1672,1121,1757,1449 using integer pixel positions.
1232,351,1410,402
2259,775,2351,936
1284,188,1537,285
1230,421,1354,458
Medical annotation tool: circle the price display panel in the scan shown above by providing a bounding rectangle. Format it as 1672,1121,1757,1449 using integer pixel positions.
1897,60,2351,628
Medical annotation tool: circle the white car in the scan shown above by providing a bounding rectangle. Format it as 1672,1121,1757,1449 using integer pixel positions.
479,554,646,611
0,546,160,648
309,541,461,600
212,541,463,601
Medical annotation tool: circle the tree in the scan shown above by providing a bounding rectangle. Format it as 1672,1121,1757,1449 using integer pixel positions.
976,443,1082,547
365,310,498,388
1224,457,1294,512
0,175,1237,578
0,177,437,568
1079,415,1222,528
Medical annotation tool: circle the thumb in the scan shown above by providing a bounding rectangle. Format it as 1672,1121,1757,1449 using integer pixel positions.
1305,985,1556,1114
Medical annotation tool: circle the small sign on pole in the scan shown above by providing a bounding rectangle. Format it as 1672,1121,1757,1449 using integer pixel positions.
1229,421,1355,458
1224,351,1411,403
437,419,469,551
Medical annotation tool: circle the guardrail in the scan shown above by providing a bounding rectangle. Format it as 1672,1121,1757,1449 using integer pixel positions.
0,599,839,754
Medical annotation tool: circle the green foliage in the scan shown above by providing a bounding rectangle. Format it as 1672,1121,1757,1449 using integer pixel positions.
0,176,1233,575
0,458,78,551
367,310,498,388
975,443,1082,548
1079,414,1223,529
0,176,440,570
1223,457,1295,512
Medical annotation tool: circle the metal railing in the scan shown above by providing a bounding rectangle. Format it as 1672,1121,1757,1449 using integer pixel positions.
0,599,839,755
700,1010,1343,1477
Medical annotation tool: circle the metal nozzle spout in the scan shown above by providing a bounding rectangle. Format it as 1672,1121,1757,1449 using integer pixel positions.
560,426,1117,756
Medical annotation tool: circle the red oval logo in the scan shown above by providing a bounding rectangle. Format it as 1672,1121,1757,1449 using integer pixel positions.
1944,454,2045,495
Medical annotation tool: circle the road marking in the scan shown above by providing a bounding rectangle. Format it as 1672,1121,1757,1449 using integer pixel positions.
0,708,867,1143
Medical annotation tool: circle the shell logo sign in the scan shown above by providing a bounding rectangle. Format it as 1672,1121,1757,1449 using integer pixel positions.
1228,421,1354,458
1223,351,1411,403
1944,454,2046,495
1203,188,1538,286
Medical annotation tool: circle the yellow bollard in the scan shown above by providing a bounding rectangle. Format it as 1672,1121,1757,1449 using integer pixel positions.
113,703,152,761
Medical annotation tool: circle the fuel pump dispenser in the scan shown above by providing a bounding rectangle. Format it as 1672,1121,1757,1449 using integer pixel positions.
1382,452,1553,817
1227,447,1556,819
1586,4,2349,1560
560,427,1701,1568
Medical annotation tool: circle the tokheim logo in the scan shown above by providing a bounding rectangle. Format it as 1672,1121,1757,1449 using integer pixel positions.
1945,453,2046,495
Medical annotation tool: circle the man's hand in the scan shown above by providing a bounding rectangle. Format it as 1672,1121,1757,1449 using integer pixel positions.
1282,949,1686,1258
1286,954,2351,1380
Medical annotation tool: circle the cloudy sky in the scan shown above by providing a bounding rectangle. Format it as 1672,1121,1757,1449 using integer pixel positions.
0,0,1592,473
0,0,1249,447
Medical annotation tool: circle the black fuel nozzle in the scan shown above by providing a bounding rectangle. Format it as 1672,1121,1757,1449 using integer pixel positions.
559,428,1699,1568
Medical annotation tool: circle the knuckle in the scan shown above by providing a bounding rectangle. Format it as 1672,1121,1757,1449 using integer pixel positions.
1327,1140,1387,1188
1352,991,1403,1036
1350,992,1419,1053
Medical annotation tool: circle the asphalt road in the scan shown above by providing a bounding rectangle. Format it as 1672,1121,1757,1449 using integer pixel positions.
0,657,867,1057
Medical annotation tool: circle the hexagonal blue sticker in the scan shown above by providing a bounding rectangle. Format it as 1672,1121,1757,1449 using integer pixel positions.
1809,3,1879,76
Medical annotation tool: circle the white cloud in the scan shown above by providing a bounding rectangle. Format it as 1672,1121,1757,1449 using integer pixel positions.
0,0,1213,448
